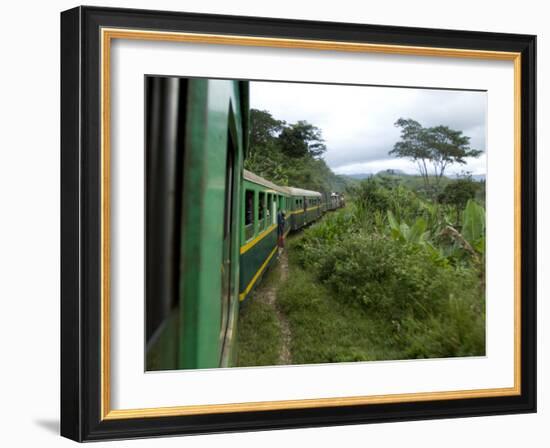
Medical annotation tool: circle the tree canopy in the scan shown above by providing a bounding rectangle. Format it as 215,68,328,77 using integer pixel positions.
245,109,349,192
249,109,284,156
278,120,327,159
390,118,482,189
438,175,480,225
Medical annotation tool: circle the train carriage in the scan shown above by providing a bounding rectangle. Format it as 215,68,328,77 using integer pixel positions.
288,187,322,230
239,170,291,303
146,77,249,371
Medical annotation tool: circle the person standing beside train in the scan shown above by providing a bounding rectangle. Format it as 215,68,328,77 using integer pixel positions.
277,208,286,253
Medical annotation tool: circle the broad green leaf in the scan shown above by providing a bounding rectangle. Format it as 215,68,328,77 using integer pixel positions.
409,217,427,243
462,200,485,244
387,210,399,231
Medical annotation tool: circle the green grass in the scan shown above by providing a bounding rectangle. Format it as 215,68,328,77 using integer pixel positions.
278,255,404,365
236,263,282,367
279,236,484,364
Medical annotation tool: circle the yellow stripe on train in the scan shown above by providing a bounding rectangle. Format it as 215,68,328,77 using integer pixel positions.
288,205,320,216
239,246,278,301
239,224,276,254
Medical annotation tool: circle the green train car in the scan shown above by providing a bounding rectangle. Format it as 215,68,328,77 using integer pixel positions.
146,77,343,372
287,187,323,231
238,172,323,302
239,170,291,302
146,77,249,371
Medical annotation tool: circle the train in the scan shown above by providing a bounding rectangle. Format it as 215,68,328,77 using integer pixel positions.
146,77,344,371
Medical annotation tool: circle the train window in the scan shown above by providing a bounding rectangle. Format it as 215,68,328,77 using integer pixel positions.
244,190,254,241
266,193,272,225
244,190,254,226
258,191,265,227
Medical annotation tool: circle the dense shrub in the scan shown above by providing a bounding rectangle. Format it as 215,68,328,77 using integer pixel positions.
281,174,487,360
290,210,356,268
289,194,486,358
314,233,479,320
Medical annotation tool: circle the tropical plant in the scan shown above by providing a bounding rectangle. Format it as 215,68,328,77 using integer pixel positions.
462,199,486,255
387,210,429,245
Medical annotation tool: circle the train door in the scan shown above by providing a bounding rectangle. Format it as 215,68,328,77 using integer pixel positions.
220,129,235,357
303,196,307,225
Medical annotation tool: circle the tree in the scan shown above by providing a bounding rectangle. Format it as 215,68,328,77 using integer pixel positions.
389,118,431,187
390,118,482,190
424,125,482,186
278,120,327,159
438,176,480,225
249,109,284,156
245,110,348,193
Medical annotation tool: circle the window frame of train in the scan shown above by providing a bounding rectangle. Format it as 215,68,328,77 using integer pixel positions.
61,6,536,442
258,190,265,231
243,189,255,241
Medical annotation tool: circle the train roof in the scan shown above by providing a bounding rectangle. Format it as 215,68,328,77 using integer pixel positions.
243,169,291,194
243,170,323,197
287,187,323,198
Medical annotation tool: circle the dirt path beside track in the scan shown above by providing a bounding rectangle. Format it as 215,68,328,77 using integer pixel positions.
254,248,292,365
276,249,292,365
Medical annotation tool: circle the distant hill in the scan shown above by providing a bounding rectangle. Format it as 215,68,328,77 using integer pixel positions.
346,173,373,180
447,173,486,182
377,169,407,176
345,169,407,180
345,170,485,182
470,174,486,182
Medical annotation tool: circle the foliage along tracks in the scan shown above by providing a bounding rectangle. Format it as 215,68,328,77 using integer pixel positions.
236,245,293,367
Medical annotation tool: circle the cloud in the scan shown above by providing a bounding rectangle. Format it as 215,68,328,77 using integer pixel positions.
250,81,486,175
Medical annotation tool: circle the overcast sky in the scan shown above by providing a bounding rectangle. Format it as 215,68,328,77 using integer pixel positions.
250,81,486,176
